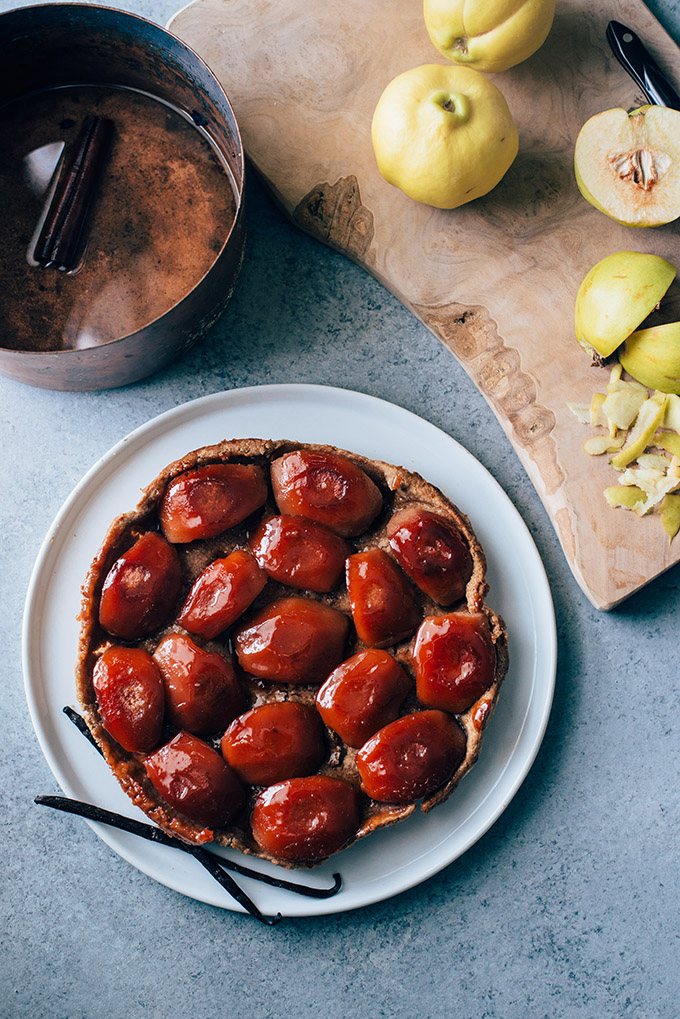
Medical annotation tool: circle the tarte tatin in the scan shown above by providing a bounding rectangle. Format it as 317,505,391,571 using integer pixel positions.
76,439,508,867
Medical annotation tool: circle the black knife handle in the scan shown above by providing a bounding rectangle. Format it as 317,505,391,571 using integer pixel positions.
606,20,680,111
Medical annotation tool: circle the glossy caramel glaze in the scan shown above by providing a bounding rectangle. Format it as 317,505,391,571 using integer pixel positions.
76,438,508,866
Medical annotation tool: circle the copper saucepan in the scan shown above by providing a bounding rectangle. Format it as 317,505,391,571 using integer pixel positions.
0,3,246,390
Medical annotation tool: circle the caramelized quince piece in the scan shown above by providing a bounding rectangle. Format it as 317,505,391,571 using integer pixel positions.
92,646,165,753
249,515,349,592
159,463,267,543
153,633,245,735
413,611,496,714
356,710,466,803
98,531,181,641
145,730,245,828
346,549,421,647
270,450,382,537
221,702,326,786
250,775,360,863
316,649,411,748
387,505,472,605
233,597,349,684
177,549,266,639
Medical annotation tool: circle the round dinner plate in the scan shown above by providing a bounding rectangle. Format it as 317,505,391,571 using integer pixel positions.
23,384,556,917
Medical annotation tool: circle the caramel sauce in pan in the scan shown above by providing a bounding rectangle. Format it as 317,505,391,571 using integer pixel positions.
0,85,237,352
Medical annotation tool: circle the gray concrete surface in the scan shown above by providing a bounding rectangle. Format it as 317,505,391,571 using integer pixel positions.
1,2,679,1017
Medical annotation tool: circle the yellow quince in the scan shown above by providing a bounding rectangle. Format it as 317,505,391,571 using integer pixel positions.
423,0,555,74
371,64,518,209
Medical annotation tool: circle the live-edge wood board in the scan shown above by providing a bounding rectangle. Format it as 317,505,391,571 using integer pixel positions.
169,0,680,609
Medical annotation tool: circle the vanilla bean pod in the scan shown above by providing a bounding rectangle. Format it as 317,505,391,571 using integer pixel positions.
62,706,103,755
35,794,281,924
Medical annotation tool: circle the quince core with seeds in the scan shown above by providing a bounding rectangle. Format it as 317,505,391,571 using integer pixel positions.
574,106,680,227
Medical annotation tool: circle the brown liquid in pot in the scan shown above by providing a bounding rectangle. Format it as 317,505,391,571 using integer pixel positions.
0,85,237,352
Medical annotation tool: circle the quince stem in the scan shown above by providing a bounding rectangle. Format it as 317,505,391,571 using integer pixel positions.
431,91,471,124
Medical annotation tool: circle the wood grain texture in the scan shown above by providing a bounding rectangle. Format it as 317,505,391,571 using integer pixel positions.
169,0,680,609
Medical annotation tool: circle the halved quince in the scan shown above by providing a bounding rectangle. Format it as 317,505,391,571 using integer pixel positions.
620,322,680,395
574,251,676,358
574,106,680,226
423,0,555,74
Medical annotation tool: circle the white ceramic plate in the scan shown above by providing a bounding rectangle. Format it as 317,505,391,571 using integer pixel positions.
23,384,556,917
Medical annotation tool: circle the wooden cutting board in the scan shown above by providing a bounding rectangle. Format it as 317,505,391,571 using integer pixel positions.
169,0,680,610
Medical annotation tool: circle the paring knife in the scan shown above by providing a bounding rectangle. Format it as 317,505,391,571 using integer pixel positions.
606,20,680,110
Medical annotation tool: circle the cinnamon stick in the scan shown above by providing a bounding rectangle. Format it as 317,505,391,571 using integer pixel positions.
34,114,113,271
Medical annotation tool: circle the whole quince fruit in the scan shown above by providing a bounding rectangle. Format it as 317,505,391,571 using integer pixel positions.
574,105,680,227
574,251,676,358
620,323,680,394
423,0,555,74
371,64,518,209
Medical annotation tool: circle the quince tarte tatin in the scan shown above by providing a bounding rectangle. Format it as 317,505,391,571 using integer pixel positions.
76,438,508,867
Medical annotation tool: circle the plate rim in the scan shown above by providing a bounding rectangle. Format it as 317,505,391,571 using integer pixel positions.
23,382,557,916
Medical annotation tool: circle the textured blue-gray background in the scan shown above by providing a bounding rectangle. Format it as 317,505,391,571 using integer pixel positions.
1,2,679,1017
